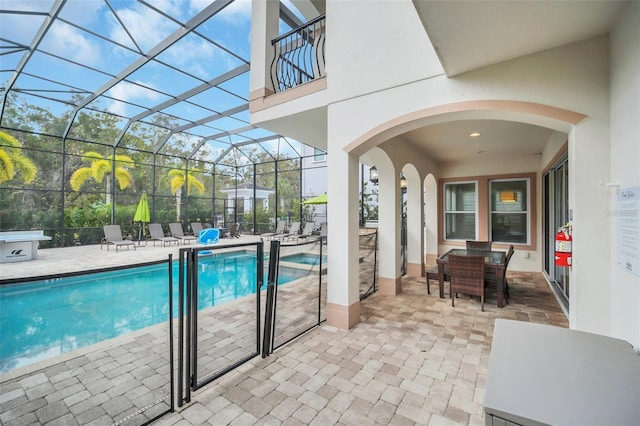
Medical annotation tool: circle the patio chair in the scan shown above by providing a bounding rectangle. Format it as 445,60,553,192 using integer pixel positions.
102,225,136,252
148,223,179,247
229,222,241,238
319,222,327,244
191,222,203,235
169,222,197,244
485,245,515,302
449,254,486,311
466,240,492,251
261,220,286,240
273,221,301,240
284,221,315,242
426,264,450,296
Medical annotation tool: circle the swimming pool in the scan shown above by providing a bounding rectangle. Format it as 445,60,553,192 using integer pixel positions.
0,252,293,373
280,253,327,265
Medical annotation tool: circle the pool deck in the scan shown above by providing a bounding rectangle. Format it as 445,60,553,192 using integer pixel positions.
0,239,569,425
0,236,264,281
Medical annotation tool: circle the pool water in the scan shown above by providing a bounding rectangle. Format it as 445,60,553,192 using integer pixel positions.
0,252,293,373
281,253,327,265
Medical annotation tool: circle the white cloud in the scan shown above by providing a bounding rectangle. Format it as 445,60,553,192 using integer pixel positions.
163,38,216,77
41,22,101,66
188,0,250,20
106,80,162,116
109,2,177,52
216,0,251,22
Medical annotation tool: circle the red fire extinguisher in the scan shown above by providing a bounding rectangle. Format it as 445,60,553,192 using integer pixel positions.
555,225,572,267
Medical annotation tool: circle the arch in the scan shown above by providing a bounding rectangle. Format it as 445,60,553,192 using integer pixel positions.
344,100,587,157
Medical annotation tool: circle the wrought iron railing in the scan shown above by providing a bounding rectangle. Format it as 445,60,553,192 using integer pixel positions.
271,14,326,92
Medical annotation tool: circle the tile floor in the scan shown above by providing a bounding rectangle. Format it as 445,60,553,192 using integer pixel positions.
0,243,568,425
156,271,567,425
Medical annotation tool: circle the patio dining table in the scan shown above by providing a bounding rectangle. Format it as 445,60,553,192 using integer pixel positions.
436,248,507,307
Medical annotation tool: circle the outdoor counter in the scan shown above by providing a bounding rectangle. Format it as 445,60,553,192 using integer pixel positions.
484,319,640,425
0,230,52,263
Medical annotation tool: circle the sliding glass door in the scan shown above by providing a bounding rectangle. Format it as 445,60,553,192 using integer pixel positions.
543,156,570,310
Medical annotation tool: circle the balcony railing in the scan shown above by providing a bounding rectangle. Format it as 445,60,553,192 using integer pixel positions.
271,14,326,92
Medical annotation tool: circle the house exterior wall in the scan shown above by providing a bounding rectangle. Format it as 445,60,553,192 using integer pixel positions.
329,32,615,338
609,1,640,349
250,0,640,349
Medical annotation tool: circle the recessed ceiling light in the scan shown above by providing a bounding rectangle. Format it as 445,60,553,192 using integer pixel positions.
470,132,481,137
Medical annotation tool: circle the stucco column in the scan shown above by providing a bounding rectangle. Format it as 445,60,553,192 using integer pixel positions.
405,169,425,277
569,119,612,335
424,175,438,266
249,0,278,97
326,148,361,329
377,164,402,295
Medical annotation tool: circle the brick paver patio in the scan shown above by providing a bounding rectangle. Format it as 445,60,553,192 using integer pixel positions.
1,240,567,425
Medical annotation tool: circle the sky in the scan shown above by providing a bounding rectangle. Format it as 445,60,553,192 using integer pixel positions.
0,0,308,161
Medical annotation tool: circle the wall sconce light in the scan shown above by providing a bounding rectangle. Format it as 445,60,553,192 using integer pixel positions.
369,165,378,185
400,174,407,193
500,190,517,202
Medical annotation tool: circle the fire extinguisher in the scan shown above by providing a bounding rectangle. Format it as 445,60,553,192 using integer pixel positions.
555,224,572,267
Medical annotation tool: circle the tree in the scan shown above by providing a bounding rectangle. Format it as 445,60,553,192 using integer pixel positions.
69,152,134,204
0,130,37,184
168,168,205,221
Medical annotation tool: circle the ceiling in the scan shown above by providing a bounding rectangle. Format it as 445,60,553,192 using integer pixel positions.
413,0,627,77
402,0,627,162
401,119,555,163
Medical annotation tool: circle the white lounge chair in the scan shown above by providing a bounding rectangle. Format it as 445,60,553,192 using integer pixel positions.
284,222,315,242
102,225,136,252
191,222,203,235
261,220,286,240
148,223,179,247
273,221,300,240
169,223,197,244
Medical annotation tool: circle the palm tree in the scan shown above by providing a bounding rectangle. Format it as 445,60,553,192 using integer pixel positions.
70,152,133,204
168,168,205,221
0,130,37,184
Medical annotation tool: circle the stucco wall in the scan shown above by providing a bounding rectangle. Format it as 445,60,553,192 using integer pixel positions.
329,35,613,335
327,0,444,101
610,1,640,350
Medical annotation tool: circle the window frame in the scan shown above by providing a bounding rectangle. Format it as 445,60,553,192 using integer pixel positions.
439,173,537,250
489,177,531,245
313,148,326,163
443,180,478,242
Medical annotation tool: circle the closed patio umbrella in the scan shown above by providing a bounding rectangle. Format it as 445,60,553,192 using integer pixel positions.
133,192,150,242
301,193,327,204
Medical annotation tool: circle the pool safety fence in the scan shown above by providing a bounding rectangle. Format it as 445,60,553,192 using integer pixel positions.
177,240,264,406
0,256,175,426
263,238,326,356
359,229,379,300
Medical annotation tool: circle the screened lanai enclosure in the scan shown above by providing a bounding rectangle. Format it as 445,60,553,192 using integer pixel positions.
0,0,328,247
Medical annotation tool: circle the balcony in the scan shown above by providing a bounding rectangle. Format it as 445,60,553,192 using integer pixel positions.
271,14,326,92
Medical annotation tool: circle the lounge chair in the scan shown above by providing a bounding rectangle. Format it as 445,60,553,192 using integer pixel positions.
102,225,136,252
261,220,286,240
284,221,315,242
169,222,198,244
191,222,203,235
273,221,300,240
148,223,179,247
319,222,327,243
229,222,241,238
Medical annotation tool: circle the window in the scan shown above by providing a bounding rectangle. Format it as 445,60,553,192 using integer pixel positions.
444,182,477,240
490,179,529,244
313,148,326,162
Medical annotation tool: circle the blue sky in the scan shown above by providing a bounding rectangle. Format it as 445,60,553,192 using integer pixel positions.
0,0,312,163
